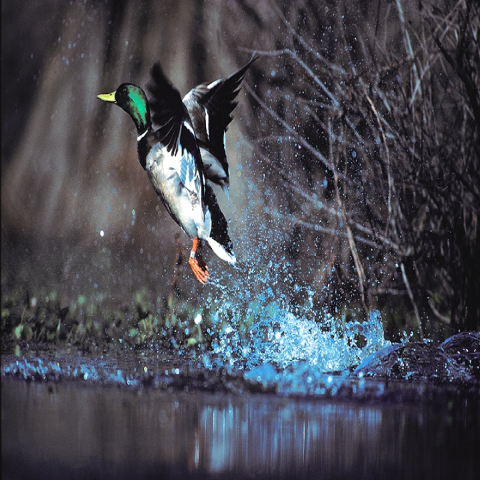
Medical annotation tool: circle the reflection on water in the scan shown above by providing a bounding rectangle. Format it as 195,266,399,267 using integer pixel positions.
2,380,479,480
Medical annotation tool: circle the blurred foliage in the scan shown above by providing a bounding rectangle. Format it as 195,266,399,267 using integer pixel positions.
1,285,211,354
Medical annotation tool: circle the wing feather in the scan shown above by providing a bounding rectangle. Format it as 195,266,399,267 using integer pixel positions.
183,56,258,187
147,63,184,155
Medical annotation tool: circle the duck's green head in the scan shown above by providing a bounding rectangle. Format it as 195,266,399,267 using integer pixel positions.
98,83,151,134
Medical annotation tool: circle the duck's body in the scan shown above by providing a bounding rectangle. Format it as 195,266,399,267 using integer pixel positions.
97,60,248,284
144,137,208,240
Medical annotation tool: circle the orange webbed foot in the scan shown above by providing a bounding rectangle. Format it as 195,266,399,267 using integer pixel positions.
189,256,209,284
189,238,209,285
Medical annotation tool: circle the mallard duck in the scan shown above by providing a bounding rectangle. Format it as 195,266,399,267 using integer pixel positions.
182,57,257,198
97,62,243,284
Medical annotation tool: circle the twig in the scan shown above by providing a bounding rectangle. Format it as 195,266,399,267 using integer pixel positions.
400,262,424,340
246,84,345,180
330,118,368,315
428,299,451,325
361,82,393,233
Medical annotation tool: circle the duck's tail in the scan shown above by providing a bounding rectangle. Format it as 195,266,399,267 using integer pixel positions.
207,237,236,264
204,184,236,264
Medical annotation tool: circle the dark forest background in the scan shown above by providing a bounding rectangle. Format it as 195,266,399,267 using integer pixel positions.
2,0,479,341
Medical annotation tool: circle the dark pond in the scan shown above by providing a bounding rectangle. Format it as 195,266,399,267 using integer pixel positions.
2,334,480,480
2,378,479,480
2,322,479,480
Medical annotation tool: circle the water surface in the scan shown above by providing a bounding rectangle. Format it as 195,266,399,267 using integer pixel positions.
2,378,479,480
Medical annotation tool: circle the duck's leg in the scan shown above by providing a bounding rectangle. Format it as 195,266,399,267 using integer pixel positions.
189,237,209,284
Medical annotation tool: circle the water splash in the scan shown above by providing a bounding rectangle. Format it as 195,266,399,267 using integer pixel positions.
203,254,390,375
201,272,389,396
211,299,389,372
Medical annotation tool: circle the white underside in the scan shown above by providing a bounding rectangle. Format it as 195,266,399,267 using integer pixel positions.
146,142,234,263
146,143,208,239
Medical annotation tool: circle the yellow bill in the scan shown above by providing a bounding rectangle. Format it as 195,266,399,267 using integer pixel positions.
97,91,117,103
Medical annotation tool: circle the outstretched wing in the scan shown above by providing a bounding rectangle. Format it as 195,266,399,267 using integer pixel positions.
183,56,258,182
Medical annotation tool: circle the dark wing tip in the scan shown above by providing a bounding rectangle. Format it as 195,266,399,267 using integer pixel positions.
222,55,259,95
203,56,258,128
148,62,172,93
